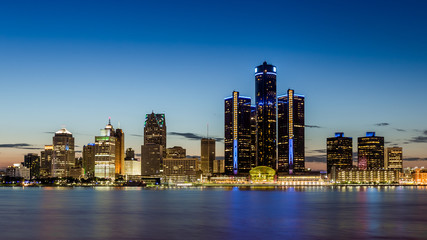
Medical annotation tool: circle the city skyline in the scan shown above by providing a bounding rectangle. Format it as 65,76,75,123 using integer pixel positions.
1,1,427,170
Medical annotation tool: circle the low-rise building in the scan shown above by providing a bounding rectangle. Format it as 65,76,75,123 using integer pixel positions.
413,168,427,184
332,168,399,184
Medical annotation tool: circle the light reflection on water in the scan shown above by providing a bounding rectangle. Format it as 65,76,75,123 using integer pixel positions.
0,186,426,240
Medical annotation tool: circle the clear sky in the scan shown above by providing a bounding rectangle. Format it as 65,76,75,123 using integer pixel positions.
0,0,426,170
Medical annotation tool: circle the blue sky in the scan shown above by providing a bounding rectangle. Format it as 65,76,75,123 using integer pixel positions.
0,0,426,169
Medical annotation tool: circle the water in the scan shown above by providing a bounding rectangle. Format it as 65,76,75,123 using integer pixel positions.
0,186,426,240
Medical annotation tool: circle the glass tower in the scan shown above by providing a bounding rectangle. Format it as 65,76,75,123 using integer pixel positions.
52,128,75,178
327,132,353,174
358,132,384,169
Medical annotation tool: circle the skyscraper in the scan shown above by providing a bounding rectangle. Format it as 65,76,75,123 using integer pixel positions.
255,61,277,168
40,145,53,178
224,91,252,175
327,132,353,174
94,121,116,179
141,143,162,176
358,132,384,169
24,153,40,180
144,112,166,153
83,143,96,178
277,89,305,173
115,128,125,175
201,138,215,175
52,128,75,178
385,147,403,172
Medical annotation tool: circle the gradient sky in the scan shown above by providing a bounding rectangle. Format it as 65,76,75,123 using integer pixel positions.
0,0,426,170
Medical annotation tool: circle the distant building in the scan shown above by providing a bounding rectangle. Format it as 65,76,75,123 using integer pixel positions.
250,105,257,168
255,62,277,169
115,128,125,175
201,138,215,175
166,146,186,159
385,147,403,172
83,143,96,178
358,132,384,169
224,91,252,175
124,148,141,176
163,158,199,182
213,159,225,174
94,121,116,179
332,168,399,183
413,168,427,184
40,145,53,178
277,89,305,173
144,112,166,156
326,132,353,174
141,143,162,176
6,163,30,180
52,128,75,178
24,153,40,179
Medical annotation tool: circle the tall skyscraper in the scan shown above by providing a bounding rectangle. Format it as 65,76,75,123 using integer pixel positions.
255,61,277,168
277,89,305,173
141,143,162,175
52,128,75,178
358,132,384,169
24,153,40,180
40,145,53,178
83,143,96,178
94,121,116,179
385,147,403,172
224,91,252,175
144,112,166,154
326,132,353,174
115,127,125,175
201,138,215,175
250,105,257,168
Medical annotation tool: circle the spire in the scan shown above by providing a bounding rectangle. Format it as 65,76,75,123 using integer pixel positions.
108,117,111,125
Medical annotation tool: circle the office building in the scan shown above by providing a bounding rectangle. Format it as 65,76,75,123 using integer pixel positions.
326,132,353,174
277,89,305,173
385,147,403,172
40,145,53,178
255,62,277,169
115,128,125,175
201,138,215,175
213,159,225,174
83,143,96,178
250,105,257,167
124,148,141,176
166,146,186,159
94,121,116,179
358,132,384,169
6,163,30,180
141,143,162,176
224,91,252,175
52,128,75,178
24,153,40,180
144,112,166,156
332,168,399,184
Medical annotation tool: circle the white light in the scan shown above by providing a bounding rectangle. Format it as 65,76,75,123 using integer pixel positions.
273,67,276,72
255,68,257,73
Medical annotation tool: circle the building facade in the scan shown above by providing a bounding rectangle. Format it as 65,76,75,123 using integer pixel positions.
326,132,353,174
224,91,252,175
358,132,384,169
255,62,277,169
40,145,53,178
141,143,163,176
52,128,75,178
277,89,305,173
24,153,40,180
144,112,166,156
201,138,215,175
83,143,96,178
115,128,125,175
166,146,186,159
94,122,116,179
385,147,403,172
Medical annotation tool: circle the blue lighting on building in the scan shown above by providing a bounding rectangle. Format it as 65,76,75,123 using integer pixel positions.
233,139,238,174
366,132,376,137
335,132,344,137
289,138,294,169
255,72,277,76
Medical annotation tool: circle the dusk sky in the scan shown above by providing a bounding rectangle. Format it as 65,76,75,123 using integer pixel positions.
1,0,426,170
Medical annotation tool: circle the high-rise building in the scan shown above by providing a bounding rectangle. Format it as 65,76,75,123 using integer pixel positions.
40,145,53,178
255,62,277,169
250,105,257,167
94,121,116,179
52,128,75,178
144,112,166,155
277,89,305,173
358,132,384,169
24,153,40,179
83,143,96,178
115,128,125,175
201,138,215,175
326,132,353,174
141,143,162,176
166,146,186,159
224,91,252,175
385,147,403,172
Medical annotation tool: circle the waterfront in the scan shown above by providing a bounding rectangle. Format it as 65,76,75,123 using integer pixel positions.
0,186,426,239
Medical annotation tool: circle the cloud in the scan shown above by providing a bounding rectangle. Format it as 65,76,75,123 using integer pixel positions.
305,125,322,128
0,143,43,150
169,132,223,142
408,136,427,143
309,149,326,154
374,123,390,127
424,130,427,135
306,155,326,163
44,131,56,134
130,134,143,137
395,128,406,132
